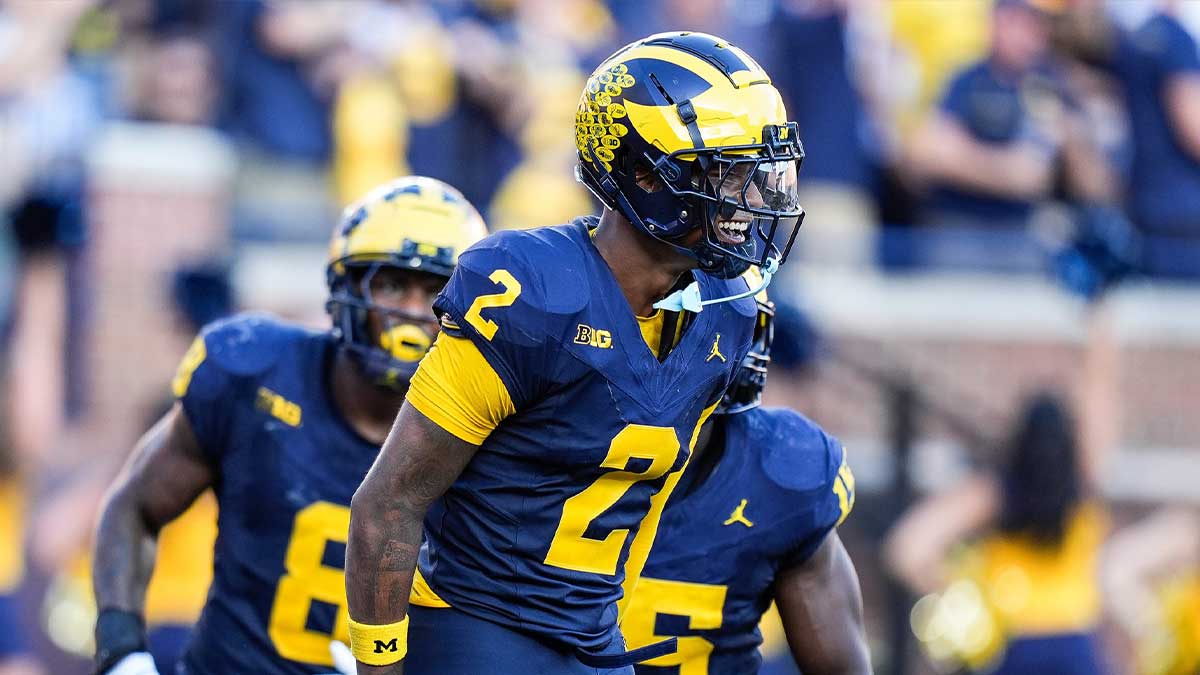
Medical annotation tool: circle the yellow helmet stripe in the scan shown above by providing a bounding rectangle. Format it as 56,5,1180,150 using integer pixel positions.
329,176,487,272
623,78,787,153
723,44,771,86
618,43,770,88
603,44,747,92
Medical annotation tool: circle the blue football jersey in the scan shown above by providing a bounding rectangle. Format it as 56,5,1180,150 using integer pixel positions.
172,314,380,675
623,407,854,674
417,218,757,657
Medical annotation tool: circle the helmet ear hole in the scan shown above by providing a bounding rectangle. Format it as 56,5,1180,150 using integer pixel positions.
633,163,663,193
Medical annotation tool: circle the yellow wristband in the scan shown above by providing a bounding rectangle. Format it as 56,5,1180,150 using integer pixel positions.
348,615,409,666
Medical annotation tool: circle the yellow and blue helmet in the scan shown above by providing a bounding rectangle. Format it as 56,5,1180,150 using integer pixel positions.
575,31,805,279
327,176,487,387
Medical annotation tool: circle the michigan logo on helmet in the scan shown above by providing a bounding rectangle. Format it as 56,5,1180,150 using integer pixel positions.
575,31,806,279
327,176,487,388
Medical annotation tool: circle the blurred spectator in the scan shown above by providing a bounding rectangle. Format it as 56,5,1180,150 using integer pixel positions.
884,393,1109,675
335,0,610,221
767,0,885,268
909,0,1065,232
0,0,100,468
217,0,345,163
1056,0,1200,279
888,0,992,134
132,30,218,126
1103,506,1199,675
903,0,1116,272
216,0,351,241
487,64,594,231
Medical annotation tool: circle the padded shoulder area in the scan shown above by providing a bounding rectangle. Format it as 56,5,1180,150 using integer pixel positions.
198,312,315,378
460,224,594,316
740,407,841,494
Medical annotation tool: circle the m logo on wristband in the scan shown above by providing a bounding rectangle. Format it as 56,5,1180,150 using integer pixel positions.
349,614,409,666
374,638,399,654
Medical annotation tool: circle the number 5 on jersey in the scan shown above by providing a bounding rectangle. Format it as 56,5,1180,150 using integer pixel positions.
464,269,521,340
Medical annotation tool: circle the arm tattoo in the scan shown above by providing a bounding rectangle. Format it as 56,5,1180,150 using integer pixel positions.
346,402,479,630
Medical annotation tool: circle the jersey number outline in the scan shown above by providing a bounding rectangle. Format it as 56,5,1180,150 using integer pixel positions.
171,335,206,398
464,269,521,341
832,454,856,526
622,577,727,675
267,501,351,666
544,425,680,575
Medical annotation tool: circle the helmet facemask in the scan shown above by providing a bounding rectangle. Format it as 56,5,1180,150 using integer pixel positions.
327,259,443,392
584,123,805,280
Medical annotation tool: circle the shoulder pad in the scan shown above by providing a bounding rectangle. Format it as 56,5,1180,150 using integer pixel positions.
746,407,842,494
198,312,312,378
439,226,593,340
461,226,591,314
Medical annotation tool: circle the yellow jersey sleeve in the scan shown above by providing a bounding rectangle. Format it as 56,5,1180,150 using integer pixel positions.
407,331,517,445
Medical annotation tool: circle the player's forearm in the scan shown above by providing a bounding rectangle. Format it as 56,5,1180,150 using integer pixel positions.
345,483,424,675
92,487,159,614
345,479,424,622
345,404,482,673
779,535,873,675
92,408,213,620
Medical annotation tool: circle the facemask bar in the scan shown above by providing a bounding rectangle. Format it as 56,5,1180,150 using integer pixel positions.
649,123,805,271
326,260,441,389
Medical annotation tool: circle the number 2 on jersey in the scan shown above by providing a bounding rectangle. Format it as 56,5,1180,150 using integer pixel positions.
464,269,521,340
267,502,350,666
544,425,680,575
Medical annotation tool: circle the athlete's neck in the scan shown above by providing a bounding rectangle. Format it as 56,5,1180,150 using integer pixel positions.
678,417,728,498
329,349,406,445
592,209,695,317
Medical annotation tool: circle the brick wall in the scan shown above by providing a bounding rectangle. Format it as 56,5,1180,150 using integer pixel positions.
82,123,235,455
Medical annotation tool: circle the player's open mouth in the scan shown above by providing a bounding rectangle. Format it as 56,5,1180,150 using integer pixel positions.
715,219,749,245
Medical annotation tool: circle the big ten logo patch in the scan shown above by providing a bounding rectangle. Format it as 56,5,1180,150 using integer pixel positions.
256,387,302,427
575,63,636,170
574,324,614,349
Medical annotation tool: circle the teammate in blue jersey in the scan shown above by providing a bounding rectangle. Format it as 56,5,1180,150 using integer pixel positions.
345,31,807,675
624,299,871,675
88,177,488,675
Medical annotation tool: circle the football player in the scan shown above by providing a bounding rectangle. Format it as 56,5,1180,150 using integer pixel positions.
89,177,488,675
623,299,872,675
345,32,806,675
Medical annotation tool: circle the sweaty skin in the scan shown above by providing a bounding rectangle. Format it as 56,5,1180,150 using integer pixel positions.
345,404,477,675
776,533,872,674
93,405,213,618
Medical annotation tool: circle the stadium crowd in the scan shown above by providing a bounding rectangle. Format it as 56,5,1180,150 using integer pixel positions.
1,1,1198,674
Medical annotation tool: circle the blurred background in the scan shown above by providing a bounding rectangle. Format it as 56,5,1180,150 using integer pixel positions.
1,0,1198,674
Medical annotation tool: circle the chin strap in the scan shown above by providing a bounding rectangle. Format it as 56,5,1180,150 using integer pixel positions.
653,257,779,313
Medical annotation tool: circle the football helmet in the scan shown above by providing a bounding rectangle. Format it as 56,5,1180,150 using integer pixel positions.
575,31,805,279
327,176,487,388
717,295,774,415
